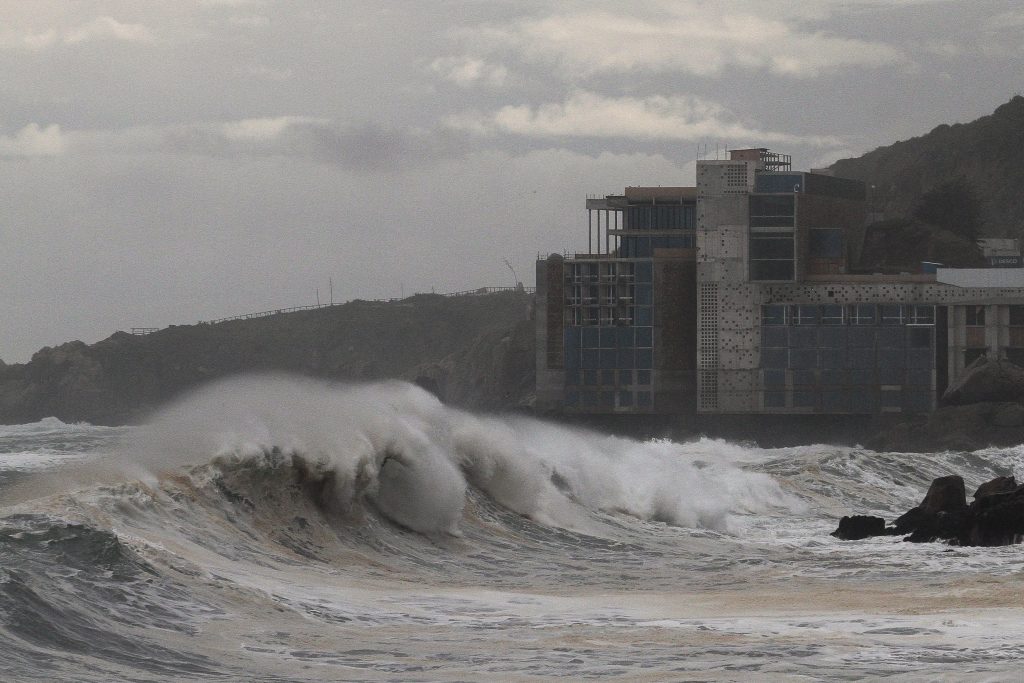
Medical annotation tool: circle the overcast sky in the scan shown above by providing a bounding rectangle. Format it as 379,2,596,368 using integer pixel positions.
0,0,1022,362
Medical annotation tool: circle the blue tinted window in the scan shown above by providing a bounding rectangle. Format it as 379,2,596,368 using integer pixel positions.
880,389,901,408
822,391,847,411
764,391,786,408
819,349,846,369
904,391,932,412
821,305,844,326
618,391,633,407
848,327,874,348
582,327,599,348
636,307,652,326
821,369,845,385
847,348,874,369
878,348,905,368
819,327,845,348
849,369,874,385
762,348,788,368
793,391,817,408
809,229,843,258
850,388,876,412
636,284,652,305
790,349,817,369
876,327,903,348
636,370,651,386
762,305,787,326
582,349,599,368
909,327,932,348
619,369,633,385
763,327,788,348
878,367,904,384
907,369,932,386
907,349,933,369
637,327,653,347
791,327,817,347
880,304,903,325
764,369,786,387
637,391,651,407
792,369,816,386
565,327,581,348
754,173,803,194
565,391,579,407
637,349,653,368
849,304,876,325
792,305,819,325
616,349,635,368
583,369,598,386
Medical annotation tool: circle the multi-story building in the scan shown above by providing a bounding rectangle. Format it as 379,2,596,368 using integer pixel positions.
536,186,697,414
537,148,1024,417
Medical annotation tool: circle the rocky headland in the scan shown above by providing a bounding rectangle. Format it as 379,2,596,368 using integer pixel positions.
0,291,535,425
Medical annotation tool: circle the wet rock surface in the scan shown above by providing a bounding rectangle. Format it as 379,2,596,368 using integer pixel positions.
832,474,1024,547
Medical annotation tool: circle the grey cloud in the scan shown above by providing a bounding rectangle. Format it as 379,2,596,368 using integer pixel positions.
63,118,477,172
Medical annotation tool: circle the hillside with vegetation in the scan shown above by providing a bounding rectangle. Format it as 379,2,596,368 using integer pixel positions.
831,96,1024,272
0,291,535,425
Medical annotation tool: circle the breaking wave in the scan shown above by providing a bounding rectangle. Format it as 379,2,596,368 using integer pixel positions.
121,376,801,536
5,378,1024,679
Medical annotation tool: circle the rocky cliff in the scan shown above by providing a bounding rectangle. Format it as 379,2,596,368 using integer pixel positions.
830,96,1024,240
0,291,535,425
829,97,1024,272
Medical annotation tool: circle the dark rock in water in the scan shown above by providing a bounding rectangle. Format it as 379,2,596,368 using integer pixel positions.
942,357,1024,406
831,515,889,540
973,475,1017,500
893,506,927,535
838,474,1024,547
919,475,967,515
900,475,968,543
893,475,968,543
967,485,1024,546
904,509,971,543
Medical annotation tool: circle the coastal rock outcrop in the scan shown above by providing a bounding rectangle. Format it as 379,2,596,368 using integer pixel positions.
830,515,890,540
832,474,1024,547
942,357,1024,406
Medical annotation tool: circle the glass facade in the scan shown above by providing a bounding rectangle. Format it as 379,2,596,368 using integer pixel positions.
761,304,935,413
624,204,695,231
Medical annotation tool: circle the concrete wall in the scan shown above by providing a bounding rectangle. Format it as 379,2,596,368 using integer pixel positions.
534,257,564,410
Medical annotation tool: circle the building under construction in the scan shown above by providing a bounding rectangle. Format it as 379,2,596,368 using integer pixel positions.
536,148,1024,416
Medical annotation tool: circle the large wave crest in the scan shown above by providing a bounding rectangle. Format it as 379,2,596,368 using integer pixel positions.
124,376,801,535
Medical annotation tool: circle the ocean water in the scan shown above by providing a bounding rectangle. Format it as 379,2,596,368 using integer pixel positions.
2,377,1024,681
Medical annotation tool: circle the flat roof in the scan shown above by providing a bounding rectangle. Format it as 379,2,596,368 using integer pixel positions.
936,268,1024,287
623,186,697,202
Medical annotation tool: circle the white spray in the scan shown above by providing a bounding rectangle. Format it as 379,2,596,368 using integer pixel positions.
120,375,801,535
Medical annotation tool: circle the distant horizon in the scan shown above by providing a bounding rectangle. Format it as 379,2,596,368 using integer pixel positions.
2,1,1021,362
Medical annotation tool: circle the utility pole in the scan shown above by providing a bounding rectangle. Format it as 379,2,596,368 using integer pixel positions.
329,277,333,305
316,287,320,307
